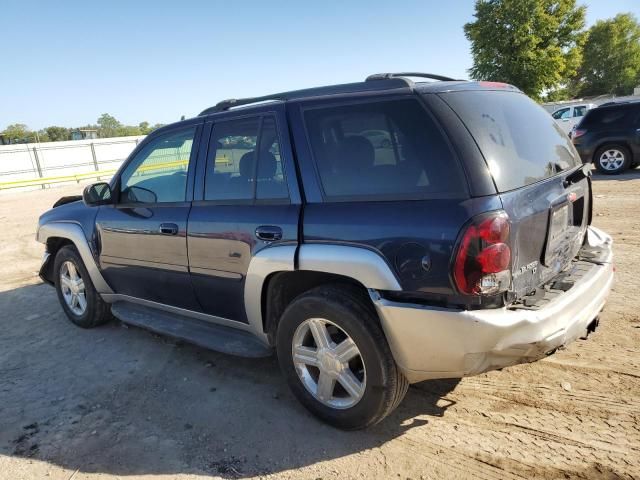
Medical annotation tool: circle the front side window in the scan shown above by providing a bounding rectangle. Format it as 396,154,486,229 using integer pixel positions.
120,127,195,203
303,98,464,199
204,116,288,201
552,108,570,119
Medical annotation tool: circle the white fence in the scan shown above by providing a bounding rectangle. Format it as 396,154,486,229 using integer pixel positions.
0,136,145,190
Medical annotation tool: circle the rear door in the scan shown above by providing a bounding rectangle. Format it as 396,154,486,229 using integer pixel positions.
289,94,474,299
96,122,202,309
439,90,589,298
188,104,301,322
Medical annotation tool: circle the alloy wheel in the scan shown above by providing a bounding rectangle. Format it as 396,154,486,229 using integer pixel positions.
599,149,625,171
292,318,366,409
60,260,87,316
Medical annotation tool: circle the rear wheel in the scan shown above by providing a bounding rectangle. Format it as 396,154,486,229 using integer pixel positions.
276,285,408,430
53,245,112,328
594,144,631,174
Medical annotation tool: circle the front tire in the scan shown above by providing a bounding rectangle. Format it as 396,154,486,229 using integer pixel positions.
594,144,631,174
53,245,112,328
276,285,408,430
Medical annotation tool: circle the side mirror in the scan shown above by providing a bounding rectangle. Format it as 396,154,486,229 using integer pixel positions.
82,182,112,206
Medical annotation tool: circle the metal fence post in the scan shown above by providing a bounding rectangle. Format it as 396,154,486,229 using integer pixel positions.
32,146,44,189
90,142,99,171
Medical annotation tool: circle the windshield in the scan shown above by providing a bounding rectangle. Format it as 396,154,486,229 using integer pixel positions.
439,90,581,192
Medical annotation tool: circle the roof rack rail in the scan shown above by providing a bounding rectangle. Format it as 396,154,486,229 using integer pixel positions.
199,93,286,116
366,72,458,83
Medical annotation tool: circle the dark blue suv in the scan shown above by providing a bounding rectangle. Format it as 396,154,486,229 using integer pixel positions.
37,73,614,429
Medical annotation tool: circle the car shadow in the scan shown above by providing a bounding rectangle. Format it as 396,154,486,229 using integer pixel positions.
591,165,640,182
0,283,460,478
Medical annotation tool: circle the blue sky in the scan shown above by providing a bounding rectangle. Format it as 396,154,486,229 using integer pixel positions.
1,0,638,130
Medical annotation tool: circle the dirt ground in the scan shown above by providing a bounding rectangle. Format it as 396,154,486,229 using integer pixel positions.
1,173,639,480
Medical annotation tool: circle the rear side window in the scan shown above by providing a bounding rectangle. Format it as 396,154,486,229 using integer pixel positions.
204,116,288,201
579,105,639,129
303,98,465,200
441,91,581,192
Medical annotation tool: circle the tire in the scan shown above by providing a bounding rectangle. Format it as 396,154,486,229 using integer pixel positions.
594,144,632,175
276,285,408,430
53,245,112,328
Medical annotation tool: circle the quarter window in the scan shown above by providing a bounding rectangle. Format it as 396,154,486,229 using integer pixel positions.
120,127,195,203
204,116,288,201
303,99,464,199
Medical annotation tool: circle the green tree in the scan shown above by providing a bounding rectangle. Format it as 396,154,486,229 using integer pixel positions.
464,0,587,100
138,121,151,134
117,125,143,137
1,123,34,143
574,13,640,96
44,126,70,142
97,113,122,138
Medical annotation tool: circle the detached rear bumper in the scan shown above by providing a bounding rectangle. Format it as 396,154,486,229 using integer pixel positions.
372,226,614,383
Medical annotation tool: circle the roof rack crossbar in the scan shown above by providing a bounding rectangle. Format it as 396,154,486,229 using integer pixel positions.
199,93,286,116
366,72,458,83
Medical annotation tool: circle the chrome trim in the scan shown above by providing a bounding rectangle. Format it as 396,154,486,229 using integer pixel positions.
101,255,189,273
37,221,114,294
190,266,243,280
298,244,401,291
101,294,257,336
244,245,297,343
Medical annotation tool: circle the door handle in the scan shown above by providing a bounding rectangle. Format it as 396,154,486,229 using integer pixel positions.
255,225,282,241
159,223,179,235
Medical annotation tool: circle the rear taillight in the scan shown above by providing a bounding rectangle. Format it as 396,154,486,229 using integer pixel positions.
572,129,586,139
453,212,512,296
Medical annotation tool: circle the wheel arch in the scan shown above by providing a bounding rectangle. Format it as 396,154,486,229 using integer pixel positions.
245,243,402,346
37,221,113,294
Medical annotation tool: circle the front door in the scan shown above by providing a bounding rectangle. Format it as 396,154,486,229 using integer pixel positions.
96,123,202,310
188,106,301,322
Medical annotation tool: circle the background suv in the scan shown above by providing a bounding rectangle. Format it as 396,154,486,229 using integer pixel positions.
37,73,614,429
572,100,640,174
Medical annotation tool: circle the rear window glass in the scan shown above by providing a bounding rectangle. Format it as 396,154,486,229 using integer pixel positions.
303,98,465,200
441,91,581,192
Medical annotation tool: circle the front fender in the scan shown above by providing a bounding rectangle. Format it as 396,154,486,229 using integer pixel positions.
37,221,113,294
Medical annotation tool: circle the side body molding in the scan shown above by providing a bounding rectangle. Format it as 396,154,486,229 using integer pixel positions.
37,221,114,294
297,244,402,291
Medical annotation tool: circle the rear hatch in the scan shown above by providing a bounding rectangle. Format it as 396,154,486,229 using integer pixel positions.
439,89,590,300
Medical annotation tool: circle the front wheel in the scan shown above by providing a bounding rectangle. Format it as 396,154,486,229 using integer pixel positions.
276,285,408,430
53,245,112,328
594,144,631,174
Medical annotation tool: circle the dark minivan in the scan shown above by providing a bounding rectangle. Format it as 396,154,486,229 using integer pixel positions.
572,100,640,174
37,73,614,429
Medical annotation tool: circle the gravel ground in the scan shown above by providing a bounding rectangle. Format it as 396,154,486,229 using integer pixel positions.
0,173,639,480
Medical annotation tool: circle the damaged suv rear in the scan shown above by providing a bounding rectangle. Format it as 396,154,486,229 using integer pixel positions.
376,78,614,381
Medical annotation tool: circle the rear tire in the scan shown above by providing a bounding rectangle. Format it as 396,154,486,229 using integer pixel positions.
594,144,631,174
53,245,112,328
276,285,408,430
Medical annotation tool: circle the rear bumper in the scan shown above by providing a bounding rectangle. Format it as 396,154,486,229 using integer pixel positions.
372,226,614,383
